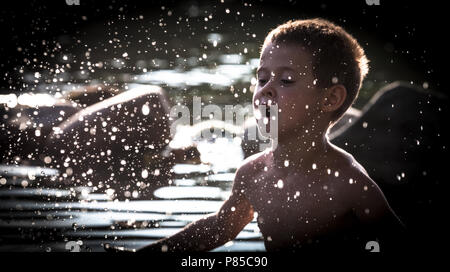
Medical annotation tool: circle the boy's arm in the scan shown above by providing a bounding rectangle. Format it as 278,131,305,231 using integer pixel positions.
138,191,254,252
108,169,254,253
351,174,408,251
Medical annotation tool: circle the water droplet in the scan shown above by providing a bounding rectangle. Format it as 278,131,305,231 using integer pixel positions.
106,189,115,197
141,169,149,179
277,179,284,189
132,191,139,198
21,180,29,187
142,104,150,115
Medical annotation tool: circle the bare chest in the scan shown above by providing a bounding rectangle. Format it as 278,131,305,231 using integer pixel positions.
245,170,356,246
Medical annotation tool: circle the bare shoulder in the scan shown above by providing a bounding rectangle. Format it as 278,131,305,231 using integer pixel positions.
329,144,394,220
331,144,375,188
235,151,268,180
329,143,370,177
232,151,269,192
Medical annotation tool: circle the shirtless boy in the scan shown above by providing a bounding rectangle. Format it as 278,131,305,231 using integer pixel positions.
107,18,405,252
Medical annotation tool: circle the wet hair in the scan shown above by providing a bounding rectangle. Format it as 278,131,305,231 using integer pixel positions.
262,18,369,122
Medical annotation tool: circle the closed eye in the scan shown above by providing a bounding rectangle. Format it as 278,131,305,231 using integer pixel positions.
258,79,268,85
281,79,295,85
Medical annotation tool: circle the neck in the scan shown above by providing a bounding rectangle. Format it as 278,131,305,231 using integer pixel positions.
269,126,332,170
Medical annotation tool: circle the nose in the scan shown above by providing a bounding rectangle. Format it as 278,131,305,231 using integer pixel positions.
254,81,277,107
260,82,276,99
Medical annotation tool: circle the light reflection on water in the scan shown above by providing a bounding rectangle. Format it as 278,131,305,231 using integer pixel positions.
172,163,211,175
0,158,264,252
9,54,258,95
0,65,262,251
0,9,264,252
153,186,228,200
0,165,59,178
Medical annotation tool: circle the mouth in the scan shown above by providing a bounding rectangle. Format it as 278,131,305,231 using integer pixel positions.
265,106,271,119
254,102,277,122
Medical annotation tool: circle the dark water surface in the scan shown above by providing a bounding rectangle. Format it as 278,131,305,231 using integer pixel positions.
0,162,264,252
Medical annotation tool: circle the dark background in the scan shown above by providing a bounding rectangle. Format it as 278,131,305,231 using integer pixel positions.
0,0,447,94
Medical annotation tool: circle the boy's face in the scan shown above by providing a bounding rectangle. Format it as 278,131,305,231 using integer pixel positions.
254,41,323,136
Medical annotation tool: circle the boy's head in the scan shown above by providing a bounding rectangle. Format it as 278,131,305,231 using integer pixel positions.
259,18,369,124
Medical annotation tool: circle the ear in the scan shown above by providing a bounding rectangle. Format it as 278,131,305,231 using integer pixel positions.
320,84,347,113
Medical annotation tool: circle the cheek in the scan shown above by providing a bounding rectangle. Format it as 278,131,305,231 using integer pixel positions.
279,94,319,117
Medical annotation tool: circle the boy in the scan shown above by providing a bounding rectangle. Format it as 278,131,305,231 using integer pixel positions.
107,18,405,252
